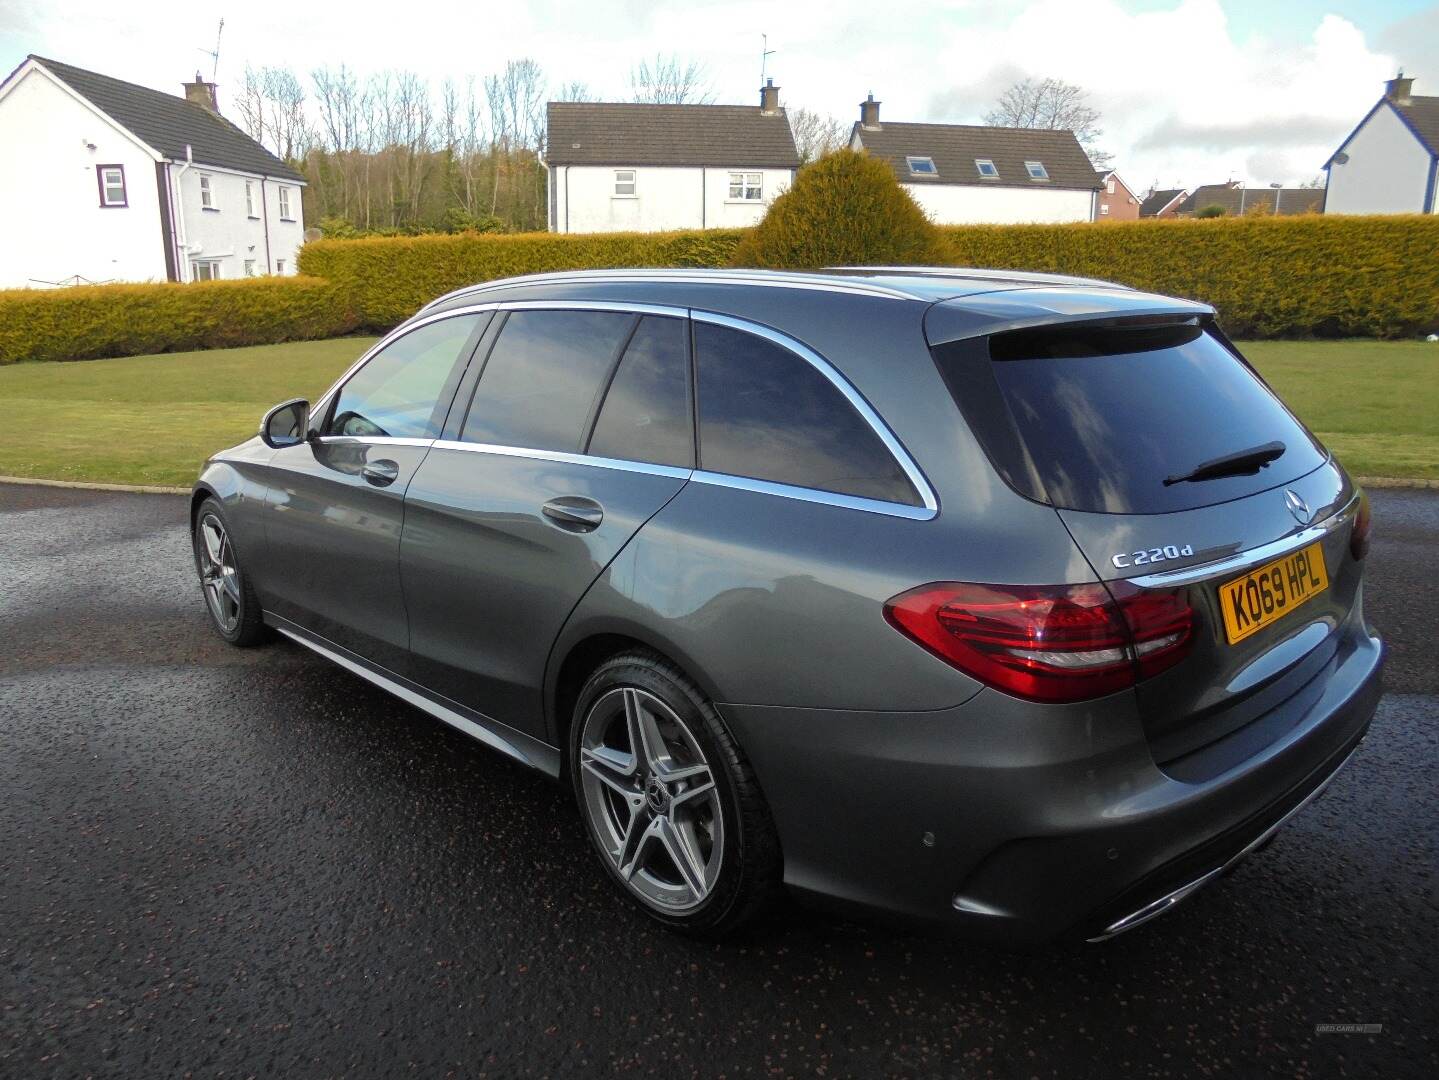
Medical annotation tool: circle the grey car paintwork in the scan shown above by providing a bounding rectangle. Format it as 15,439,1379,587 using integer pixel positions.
193,268,1383,942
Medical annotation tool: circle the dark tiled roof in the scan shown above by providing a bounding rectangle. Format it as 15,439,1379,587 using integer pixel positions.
1181,184,1322,216
29,55,304,182
546,102,800,167
1139,188,1185,216
1393,96,1439,154
853,121,1101,190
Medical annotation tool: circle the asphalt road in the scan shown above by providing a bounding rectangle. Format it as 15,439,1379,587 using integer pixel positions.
1,483,1435,1079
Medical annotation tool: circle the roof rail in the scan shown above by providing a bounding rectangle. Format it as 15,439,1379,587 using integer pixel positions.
823,265,1130,290
420,268,923,312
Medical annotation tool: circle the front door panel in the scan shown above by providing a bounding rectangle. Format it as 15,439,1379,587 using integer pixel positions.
261,437,432,672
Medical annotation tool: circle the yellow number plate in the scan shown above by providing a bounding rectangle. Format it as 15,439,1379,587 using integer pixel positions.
1219,542,1329,645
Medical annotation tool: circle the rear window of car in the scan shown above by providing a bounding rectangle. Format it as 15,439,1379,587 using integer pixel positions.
938,321,1327,515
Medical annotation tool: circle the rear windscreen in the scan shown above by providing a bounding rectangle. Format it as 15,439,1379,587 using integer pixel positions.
957,322,1327,514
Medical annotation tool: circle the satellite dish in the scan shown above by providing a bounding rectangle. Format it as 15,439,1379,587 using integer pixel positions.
304,227,323,242
1332,152,1349,165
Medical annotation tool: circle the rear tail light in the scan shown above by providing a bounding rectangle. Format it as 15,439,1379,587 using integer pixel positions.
1350,495,1371,561
883,581,1193,703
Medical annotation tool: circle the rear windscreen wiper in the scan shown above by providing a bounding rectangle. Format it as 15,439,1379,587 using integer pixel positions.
1163,440,1286,486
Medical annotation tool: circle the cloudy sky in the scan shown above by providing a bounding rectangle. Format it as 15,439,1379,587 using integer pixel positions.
2,0,1435,188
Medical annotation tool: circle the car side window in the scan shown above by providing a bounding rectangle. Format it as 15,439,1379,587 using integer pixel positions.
694,321,920,506
587,316,693,468
461,310,634,452
327,315,482,439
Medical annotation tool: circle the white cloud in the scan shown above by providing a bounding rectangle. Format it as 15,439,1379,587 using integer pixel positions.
0,0,1406,188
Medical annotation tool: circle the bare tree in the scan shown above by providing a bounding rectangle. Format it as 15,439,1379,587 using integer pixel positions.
985,77,1110,170
553,80,595,103
629,53,715,104
235,65,310,160
789,107,848,163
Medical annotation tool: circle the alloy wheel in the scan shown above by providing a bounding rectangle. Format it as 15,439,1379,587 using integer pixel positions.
578,687,724,913
197,512,242,634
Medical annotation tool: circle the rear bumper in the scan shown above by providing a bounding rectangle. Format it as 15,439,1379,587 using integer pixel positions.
719,624,1384,946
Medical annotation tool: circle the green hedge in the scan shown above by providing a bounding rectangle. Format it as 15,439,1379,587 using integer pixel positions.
937,215,1439,339
298,229,745,329
0,277,358,365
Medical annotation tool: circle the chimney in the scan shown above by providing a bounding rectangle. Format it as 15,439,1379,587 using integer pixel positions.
759,78,781,115
1385,71,1414,105
184,72,219,113
859,93,881,131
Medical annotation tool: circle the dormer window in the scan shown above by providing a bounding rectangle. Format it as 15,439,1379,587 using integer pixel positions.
1025,161,1049,180
975,159,999,178
906,156,938,177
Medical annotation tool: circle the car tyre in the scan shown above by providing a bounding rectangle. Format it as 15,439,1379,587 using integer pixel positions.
570,651,783,938
192,497,267,647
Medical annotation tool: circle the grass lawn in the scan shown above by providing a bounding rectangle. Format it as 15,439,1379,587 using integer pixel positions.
0,336,1432,487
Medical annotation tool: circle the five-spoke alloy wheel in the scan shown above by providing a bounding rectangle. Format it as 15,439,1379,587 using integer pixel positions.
192,498,266,646
571,652,782,937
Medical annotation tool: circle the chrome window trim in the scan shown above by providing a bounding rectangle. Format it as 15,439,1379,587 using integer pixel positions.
310,435,436,448
690,310,940,518
1126,495,1358,589
690,471,935,521
430,439,694,481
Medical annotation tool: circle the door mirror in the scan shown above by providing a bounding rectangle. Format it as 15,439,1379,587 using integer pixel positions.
260,398,310,448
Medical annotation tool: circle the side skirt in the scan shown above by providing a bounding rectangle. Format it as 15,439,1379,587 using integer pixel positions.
266,613,562,778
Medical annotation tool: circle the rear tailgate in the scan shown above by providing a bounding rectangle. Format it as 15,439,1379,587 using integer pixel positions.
927,309,1368,769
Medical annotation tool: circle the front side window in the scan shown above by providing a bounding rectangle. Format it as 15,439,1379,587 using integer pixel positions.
243,259,256,276
461,310,634,452
694,321,920,506
727,172,763,200
275,259,286,274
190,260,221,281
199,174,215,209
1026,161,1049,180
975,159,999,178
97,165,127,207
327,314,482,440
278,186,293,220
245,181,258,217
614,170,636,197
588,316,693,468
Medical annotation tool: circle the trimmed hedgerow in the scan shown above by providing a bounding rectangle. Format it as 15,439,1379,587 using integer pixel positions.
298,228,746,330
728,149,940,269
936,214,1439,339
0,277,358,365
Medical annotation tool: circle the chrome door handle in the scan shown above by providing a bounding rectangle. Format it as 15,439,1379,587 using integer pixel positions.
542,496,604,531
361,459,400,487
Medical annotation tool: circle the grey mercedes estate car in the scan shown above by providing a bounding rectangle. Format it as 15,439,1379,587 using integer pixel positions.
191,267,1383,944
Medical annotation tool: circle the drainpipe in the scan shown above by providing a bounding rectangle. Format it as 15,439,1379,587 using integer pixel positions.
564,166,570,234
260,177,273,273
173,144,194,281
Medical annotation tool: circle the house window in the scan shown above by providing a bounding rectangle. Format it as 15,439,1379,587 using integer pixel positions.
190,260,221,281
975,159,999,178
96,165,127,207
906,156,938,177
1025,161,1049,180
1106,178,1115,194
243,259,256,276
276,259,286,274
199,174,216,209
245,182,258,218
613,170,637,197
278,186,294,221
1100,204,1110,216
728,172,763,200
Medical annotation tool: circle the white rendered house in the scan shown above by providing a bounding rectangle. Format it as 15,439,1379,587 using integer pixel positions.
849,96,1100,224
1324,73,1438,215
0,55,306,287
545,84,800,234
